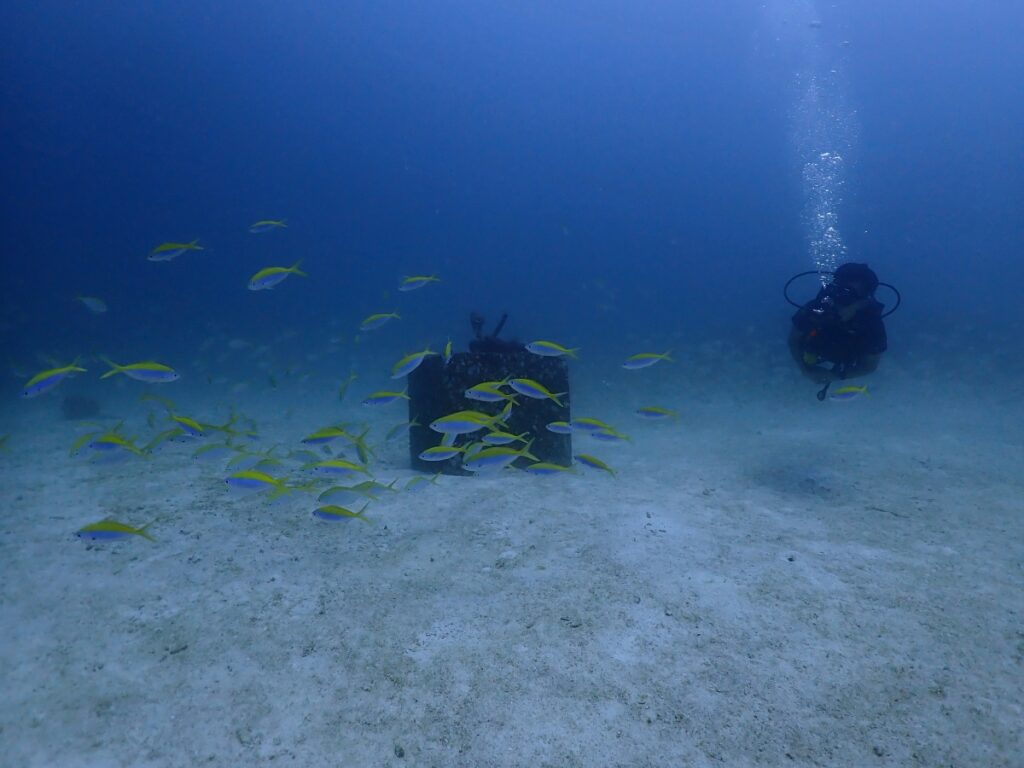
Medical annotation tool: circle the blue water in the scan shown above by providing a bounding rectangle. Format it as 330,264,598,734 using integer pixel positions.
4,1,1019,378
2,5,1023,765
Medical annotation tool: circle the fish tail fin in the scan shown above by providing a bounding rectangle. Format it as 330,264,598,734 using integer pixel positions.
355,427,376,459
552,392,568,407
100,357,124,379
270,479,316,501
290,260,308,276
69,430,99,456
139,519,157,542
69,355,88,373
267,486,291,501
356,502,373,523
190,239,203,249
863,386,871,396
219,411,238,432
568,347,581,359
521,439,538,463
664,351,674,361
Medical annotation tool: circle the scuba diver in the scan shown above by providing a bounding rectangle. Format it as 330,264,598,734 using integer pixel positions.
785,262,900,399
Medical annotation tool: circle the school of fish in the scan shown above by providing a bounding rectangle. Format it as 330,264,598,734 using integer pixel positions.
13,219,793,543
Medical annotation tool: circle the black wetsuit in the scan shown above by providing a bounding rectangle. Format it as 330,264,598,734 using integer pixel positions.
792,290,887,371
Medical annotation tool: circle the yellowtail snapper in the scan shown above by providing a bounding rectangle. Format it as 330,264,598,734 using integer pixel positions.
21,360,87,398
359,311,400,331
248,219,287,233
76,518,155,542
100,358,180,383
829,385,870,401
525,340,579,359
313,504,371,523
76,296,108,313
508,378,566,407
574,454,616,476
248,261,307,291
622,351,672,369
390,347,437,378
148,240,202,262
398,275,440,292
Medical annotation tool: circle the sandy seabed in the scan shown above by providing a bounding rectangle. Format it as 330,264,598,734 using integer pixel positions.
1,345,1021,767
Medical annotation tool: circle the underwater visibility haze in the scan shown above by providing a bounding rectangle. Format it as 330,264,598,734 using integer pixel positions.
0,2,1022,766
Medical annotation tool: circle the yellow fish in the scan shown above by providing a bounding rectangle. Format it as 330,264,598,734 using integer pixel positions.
523,462,576,475
574,453,616,476
248,261,307,291
622,351,672,370
225,470,312,499
87,427,147,457
829,384,870,402
525,340,579,359
508,378,566,407
361,389,410,406
399,275,440,292
76,296,108,313
76,518,156,542
249,219,287,233
307,459,371,478
570,416,615,433
313,504,372,523
635,406,679,421
337,373,358,402
21,360,86,398
170,414,206,437
301,425,350,445
101,359,180,383
148,240,202,262
359,312,400,331
390,347,437,378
